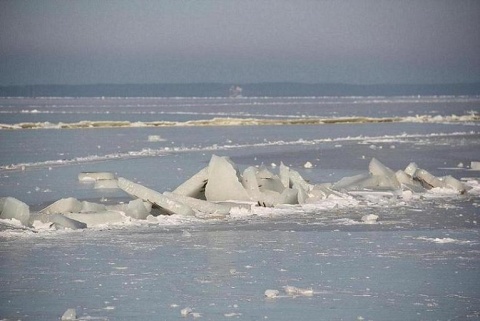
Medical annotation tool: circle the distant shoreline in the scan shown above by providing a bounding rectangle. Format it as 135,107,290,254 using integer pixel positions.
1,82,479,98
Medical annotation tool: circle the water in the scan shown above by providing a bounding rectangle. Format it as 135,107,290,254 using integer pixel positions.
0,96,479,320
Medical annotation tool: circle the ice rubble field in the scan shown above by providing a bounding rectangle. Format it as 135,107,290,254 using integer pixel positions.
1,96,480,320
1,154,479,233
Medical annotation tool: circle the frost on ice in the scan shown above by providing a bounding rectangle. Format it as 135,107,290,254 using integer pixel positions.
0,154,475,232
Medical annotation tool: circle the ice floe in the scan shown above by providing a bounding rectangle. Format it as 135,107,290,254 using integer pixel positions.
0,155,478,233
61,308,77,320
416,237,472,245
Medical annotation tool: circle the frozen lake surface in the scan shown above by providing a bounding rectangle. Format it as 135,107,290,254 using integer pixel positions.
1,96,479,320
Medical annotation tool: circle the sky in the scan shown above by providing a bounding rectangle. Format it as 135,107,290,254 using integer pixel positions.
1,0,479,86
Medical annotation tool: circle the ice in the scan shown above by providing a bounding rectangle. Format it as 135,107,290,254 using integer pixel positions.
279,162,290,187
94,179,119,189
361,214,379,224
241,166,261,195
402,163,468,193
147,135,165,142
404,162,418,177
277,188,299,205
172,166,209,199
305,184,340,203
164,192,231,216
78,171,115,182
124,199,151,220
332,159,402,192
368,158,401,190
118,177,195,216
64,211,127,226
79,201,105,213
264,289,280,299
61,308,76,320
255,165,285,193
0,155,475,232
332,173,372,191
241,166,296,207
40,197,82,214
330,158,471,194
180,307,193,317
471,161,480,170
1,97,479,321
415,169,445,189
395,170,426,193
294,183,309,204
49,214,87,230
204,155,251,202
80,201,107,213
442,175,468,194
283,285,314,296
0,197,30,227
304,161,313,168
279,162,312,192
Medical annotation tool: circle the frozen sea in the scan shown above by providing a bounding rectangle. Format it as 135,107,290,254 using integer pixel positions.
1,96,480,321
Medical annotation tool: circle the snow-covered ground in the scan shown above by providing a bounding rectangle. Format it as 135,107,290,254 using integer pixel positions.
0,96,479,320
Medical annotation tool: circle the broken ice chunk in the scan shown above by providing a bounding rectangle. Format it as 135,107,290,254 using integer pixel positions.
180,307,193,317
304,161,313,168
264,289,280,299
148,135,165,142
242,166,291,205
241,166,261,195
283,285,314,296
361,214,378,224
368,158,401,190
441,175,469,194
0,197,30,227
294,183,308,204
61,308,76,320
204,155,251,202
332,173,371,191
49,214,87,230
94,179,119,189
291,171,312,191
81,201,107,213
280,163,313,192
172,166,209,200
40,197,82,214
78,172,115,182
164,192,231,215
64,211,127,226
471,161,480,170
279,162,290,188
395,170,425,193
257,189,298,207
124,199,151,219
118,177,195,216
404,162,418,177
277,188,298,205
308,184,338,200
414,169,444,189
255,165,285,193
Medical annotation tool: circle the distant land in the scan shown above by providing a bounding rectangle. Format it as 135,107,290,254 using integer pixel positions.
0,82,479,97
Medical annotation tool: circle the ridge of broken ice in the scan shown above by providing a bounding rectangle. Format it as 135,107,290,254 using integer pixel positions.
0,112,478,130
1,155,478,234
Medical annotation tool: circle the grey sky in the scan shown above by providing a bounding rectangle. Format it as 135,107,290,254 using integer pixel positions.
1,0,479,85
